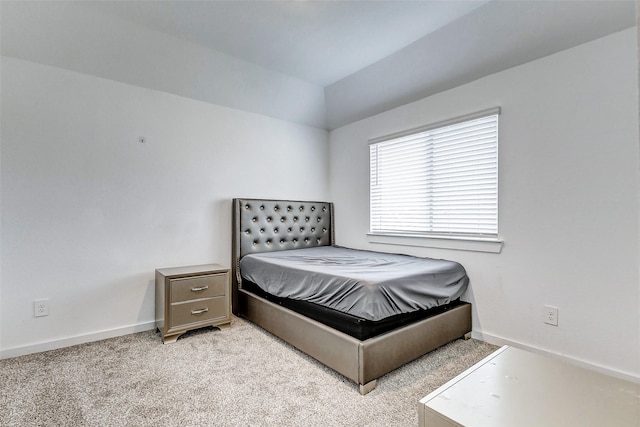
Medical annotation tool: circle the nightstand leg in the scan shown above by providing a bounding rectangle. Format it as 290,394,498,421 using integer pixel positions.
162,334,182,344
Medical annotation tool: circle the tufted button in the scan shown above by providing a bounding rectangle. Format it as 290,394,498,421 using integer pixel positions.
299,206,304,211
305,217,310,222
311,227,315,232
274,205,279,211
253,241,258,246
322,207,327,212
260,205,264,210
280,239,285,244
300,227,305,232
311,206,316,212
322,228,327,232
245,204,250,210
260,228,265,233
292,239,298,243
287,227,292,232
304,238,309,243
252,217,257,222
317,217,321,222
287,206,292,211
293,216,298,222
266,217,272,222
274,228,279,233
280,218,285,222
316,238,321,243
245,229,251,235
266,239,272,245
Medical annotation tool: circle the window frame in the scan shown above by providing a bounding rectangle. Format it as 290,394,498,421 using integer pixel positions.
368,107,503,253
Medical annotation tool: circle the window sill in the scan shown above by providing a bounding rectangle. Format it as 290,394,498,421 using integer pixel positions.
367,233,503,253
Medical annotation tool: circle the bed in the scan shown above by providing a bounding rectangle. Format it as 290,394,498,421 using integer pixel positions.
231,198,472,394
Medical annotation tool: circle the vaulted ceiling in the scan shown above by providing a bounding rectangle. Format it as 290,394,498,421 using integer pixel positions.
2,1,636,129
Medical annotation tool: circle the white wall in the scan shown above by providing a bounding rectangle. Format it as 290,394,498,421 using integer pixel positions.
329,29,639,380
0,57,329,356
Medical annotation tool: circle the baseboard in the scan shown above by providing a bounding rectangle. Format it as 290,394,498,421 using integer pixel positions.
0,321,157,360
473,330,640,384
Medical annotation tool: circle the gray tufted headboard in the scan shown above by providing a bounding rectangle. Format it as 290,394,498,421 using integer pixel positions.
231,198,335,314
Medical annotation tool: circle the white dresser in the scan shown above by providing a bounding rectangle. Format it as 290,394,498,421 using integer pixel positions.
419,346,639,427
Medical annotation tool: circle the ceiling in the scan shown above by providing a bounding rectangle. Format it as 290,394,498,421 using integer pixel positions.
86,0,490,87
2,0,637,129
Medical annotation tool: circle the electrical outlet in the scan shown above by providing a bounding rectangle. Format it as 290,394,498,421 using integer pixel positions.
34,299,49,317
544,305,558,326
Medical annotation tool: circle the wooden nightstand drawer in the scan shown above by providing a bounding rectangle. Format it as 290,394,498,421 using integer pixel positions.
169,297,227,328
170,273,226,303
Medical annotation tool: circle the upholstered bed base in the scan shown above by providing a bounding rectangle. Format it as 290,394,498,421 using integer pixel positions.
232,198,472,394
238,288,471,393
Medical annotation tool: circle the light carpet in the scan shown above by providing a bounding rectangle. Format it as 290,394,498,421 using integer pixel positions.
0,317,497,426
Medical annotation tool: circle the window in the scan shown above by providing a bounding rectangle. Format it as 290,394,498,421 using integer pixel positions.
370,108,499,241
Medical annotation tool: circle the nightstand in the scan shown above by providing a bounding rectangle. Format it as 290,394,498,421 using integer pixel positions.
155,264,231,343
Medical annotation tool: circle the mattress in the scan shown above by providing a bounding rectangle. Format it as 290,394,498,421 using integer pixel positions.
241,280,466,340
239,245,468,322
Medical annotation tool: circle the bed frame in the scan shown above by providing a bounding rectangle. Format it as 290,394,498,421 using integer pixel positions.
231,198,471,394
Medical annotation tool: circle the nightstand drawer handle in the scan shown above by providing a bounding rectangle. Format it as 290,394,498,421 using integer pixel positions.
191,308,209,315
191,285,209,292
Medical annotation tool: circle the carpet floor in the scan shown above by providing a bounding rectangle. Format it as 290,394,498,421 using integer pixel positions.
0,317,497,426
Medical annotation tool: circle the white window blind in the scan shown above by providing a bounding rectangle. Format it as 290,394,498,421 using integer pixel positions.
370,110,499,238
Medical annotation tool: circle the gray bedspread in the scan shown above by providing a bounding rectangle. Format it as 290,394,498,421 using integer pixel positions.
239,246,468,321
